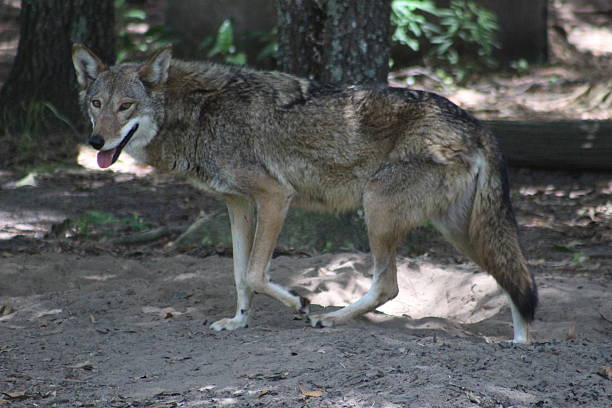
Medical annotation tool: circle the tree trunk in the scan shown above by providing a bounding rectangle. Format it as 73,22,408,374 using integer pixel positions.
321,0,391,84
277,0,325,80
484,120,612,170
277,0,391,84
0,0,115,167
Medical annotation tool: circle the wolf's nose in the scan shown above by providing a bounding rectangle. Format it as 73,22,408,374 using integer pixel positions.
89,135,105,150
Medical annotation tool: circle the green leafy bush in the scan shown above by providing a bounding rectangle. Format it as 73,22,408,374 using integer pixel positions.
391,0,500,81
391,0,440,52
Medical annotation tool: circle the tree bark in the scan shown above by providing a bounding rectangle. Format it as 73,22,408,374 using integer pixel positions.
277,0,391,84
484,120,612,170
321,0,391,84
0,0,115,166
277,0,325,80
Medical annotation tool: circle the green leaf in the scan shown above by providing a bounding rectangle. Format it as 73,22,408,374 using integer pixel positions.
571,252,587,264
257,42,277,61
207,19,236,58
123,9,146,20
83,211,118,226
226,52,246,66
116,49,128,63
393,27,420,51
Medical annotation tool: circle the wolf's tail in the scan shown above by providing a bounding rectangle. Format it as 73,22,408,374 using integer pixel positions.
467,132,538,322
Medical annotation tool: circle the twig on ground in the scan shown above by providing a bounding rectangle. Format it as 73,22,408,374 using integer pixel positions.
103,225,188,245
599,311,612,325
169,210,224,252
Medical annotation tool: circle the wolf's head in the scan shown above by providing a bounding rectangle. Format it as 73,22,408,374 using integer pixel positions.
72,44,171,168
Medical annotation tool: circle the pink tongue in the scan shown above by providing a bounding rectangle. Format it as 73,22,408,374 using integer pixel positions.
97,148,116,169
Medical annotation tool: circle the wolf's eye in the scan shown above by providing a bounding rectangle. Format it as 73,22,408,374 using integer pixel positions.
118,102,133,112
91,99,101,108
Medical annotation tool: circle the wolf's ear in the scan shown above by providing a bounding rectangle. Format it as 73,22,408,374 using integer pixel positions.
138,46,172,87
72,44,108,90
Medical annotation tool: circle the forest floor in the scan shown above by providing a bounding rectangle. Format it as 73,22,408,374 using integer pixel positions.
1,0,611,407
0,157,610,408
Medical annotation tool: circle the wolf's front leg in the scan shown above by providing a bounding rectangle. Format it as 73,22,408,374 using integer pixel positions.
244,185,309,315
210,196,256,331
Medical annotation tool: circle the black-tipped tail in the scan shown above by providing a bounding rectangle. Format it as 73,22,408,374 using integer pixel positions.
468,147,538,323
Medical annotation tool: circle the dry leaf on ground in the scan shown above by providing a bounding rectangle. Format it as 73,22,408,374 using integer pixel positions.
299,386,324,398
1,391,28,400
0,305,15,316
256,389,272,398
597,365,612,379
68,361,95,370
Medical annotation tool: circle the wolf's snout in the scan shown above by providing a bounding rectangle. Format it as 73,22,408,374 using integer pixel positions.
89,135,105,150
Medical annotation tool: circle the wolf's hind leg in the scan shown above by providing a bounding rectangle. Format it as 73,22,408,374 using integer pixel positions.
431,159,537,343
308,172,419,328
210,196,256,331
434,209,534,343
508,293,530,343
308,245,401,328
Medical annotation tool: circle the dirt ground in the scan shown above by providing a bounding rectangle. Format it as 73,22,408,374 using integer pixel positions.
0,156,610,407
1,1,611,407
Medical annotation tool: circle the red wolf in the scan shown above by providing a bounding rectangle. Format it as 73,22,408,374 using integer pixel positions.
72,44,537,342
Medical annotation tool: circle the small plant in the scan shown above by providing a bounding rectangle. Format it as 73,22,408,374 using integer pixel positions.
115,0,177,62
199,19,278,66
71,210,117,236
120,213,151,232
510,58,529,74
70,210,151,238
391,0,500,82
200,19,247,65
571,251,587,265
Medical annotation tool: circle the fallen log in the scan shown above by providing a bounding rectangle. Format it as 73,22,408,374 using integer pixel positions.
482,120,612,170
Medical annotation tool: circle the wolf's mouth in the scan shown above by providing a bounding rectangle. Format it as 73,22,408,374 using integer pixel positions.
96,123,139,169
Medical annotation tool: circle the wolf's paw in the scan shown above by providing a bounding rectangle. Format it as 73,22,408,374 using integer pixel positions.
210,316,249,331
510,336,530,345
307,314,335,329
297,296,311,315
289,290,311,315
